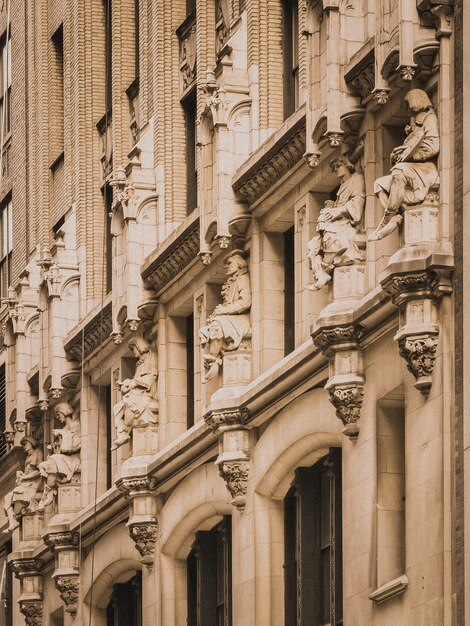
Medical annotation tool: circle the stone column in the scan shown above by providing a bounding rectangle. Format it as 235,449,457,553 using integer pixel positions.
43,530,80,616
9,556,43,626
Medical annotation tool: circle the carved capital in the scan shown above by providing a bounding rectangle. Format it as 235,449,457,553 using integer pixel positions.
216,235,231,249
199,251,213,266
10,558,43,579
18,600,43,626
328,383,364,440
313,324,365,353
128,521,158,563
54,574,79,614
381,271,439,305
325,131,344,147
372,88,389,105
117,476,158,498
398,65,416,81
218,461,249,510
43,531,79,553
304,150,321,169
205,407,250,431
397,332,438,394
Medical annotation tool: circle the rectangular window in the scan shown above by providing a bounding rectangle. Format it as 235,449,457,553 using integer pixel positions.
104,0,112,113
105,384,112,489
283,0,299,120
187,517,232,626
0,364,6,458
284,226,295,356
0,199,12,298
50,24,64,156
134,0,139,79
183,89,198,215
102,184,113,294
284,449,343,626
186,313,195,429
0,32,11,143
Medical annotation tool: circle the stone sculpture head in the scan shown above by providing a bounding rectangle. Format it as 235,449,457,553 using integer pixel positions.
54,402,75,424
224,250,248,276
329,156,355,179
19,435,40,453
128,336,151,358
404,89,433,113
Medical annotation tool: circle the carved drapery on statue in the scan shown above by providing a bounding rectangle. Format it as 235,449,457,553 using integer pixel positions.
112,337,159,450
38,403,81,510
200,250,252,383
370,89,439,240
307,157,365,291
4,436,43,533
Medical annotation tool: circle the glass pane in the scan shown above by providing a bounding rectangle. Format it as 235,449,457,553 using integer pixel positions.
6,38,11,88
322,546,331,624
7,202,12,253
321,473,331,548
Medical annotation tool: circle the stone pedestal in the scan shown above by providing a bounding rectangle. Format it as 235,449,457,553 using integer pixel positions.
57,475,81,515
131,425,158,456
333,263,366,302
222,336,252,387
21,511,44,543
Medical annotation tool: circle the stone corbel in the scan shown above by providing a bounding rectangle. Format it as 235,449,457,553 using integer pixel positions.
205,407,251,510
312,324,366,440
43,530,80,615
10,556,44,626
381,268,451,394
116,476,159,566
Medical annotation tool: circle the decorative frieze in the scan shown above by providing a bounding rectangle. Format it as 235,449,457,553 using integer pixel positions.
313,324,365,353
116,476,158,497
205,407,250,431
64,301,113,363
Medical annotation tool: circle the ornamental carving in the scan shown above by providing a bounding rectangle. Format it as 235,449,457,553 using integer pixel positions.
328,384,364,440
307,157,365,291
397,333,438,395
128,522,158,559
10,558,43,579
235,129,306,204
381,271,439,303
313,324,365,352
117,476,158,497
54,575,79,614
350,62,375,101
205,407,250,431
218,461,249,509
142,225,200,292
200,250,251,382
370,89,439,241
18,600,43,626
177,15,197,92
43,531,79,552
65,301,112,363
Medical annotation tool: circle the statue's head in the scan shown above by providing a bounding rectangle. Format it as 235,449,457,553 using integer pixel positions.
19,435,41,451
224,250,248,276
404,89,433,113
128,336,151,357
329,156,355,176
54,402,74,422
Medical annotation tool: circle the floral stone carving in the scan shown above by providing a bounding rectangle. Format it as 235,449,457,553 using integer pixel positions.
307,157,365,291
128,522,158,562
327,383,364,441
18,600,43,626
112,337,159,450
54,575,79,614
369,89,439,241
38,403,81,510
397,333,438,395
200,250,251,382
218,461,249,510
4,436,43,533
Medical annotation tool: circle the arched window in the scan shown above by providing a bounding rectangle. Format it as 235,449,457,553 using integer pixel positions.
106,572,142,626
284,448,343,625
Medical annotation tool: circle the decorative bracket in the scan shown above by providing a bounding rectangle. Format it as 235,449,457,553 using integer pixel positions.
43,531,80,615
10,557,44,626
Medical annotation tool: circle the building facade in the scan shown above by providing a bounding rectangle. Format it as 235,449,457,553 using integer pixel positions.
0,0,464,625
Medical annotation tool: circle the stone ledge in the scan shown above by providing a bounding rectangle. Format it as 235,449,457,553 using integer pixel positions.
369,574,409,604
63,294,113,363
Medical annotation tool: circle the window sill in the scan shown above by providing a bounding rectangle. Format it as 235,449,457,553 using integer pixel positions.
369,574,408,604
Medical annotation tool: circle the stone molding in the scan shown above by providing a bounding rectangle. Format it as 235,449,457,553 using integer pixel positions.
312,324,365,353
64,301,113,363
142,223,200,293
116,476,158,498
18,600,43,626
43,530,79,552
10,558,43,579
205,407,250,431
381,270,439,305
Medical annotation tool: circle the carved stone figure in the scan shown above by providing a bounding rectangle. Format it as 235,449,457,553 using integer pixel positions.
111,337,159,450
200,250,251,382
38,403,81,510
307,157,365,291
4,436,43,532
369,89,439,240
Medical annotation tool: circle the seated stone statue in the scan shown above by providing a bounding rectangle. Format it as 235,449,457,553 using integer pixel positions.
369,88,439,240
4,436,43,533
200,250,252,383
307,157,366,291
111,337,159,450
38,402,81,510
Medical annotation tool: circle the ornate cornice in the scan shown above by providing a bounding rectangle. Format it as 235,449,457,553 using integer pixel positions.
43,531,79,552
116,476,158,498
312,324,365,353
64,301,112,363
381,270,439,305
205,407,250,431
141,222,200,293
10,558,43,579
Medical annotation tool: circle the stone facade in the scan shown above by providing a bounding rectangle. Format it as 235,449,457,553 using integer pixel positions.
0,0,463,625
